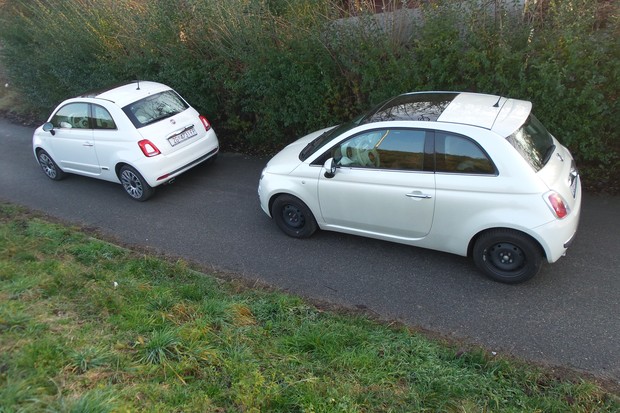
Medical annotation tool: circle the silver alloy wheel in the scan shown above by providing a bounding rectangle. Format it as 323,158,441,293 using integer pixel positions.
38,152,57,179
120,168,143,199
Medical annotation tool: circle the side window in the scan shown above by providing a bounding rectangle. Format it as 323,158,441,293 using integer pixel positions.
334,130,384,168
92,105,117,130
435,133,495,174
334,129,427,171
50,102,90,129
374,129,426,171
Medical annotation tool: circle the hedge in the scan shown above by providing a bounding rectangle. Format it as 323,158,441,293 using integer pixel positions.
0,0,617,190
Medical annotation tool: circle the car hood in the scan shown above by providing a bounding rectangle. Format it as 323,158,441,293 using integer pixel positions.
265,126,335,174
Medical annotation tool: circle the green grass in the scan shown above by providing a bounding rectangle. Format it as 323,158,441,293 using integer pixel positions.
0,203,618,412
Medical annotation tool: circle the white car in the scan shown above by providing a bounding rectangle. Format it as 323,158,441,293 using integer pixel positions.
259,92,582,283
32,80,219,201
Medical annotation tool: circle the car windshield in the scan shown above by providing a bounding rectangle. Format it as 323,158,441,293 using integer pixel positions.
505,114,555,172
299,115,364,161
122,90,189,128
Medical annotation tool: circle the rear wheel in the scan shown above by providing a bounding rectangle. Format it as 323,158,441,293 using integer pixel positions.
271,195,317,238
37,149,66,181
473,229,543,284
119,165,154,201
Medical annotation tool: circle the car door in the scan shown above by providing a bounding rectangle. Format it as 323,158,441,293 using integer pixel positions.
317,128,436,239
431,131,501,252
48,102,100,175
89,103,129,181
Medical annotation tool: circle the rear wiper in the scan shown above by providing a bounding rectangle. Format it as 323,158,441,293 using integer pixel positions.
542,144,556,164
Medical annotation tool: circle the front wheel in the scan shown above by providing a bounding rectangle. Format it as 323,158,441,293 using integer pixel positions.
271,195,317,238
37,149,66,181
119,165,154,201
473,229,543,284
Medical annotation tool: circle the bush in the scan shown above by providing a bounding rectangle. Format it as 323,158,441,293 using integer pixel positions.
0,0,617,190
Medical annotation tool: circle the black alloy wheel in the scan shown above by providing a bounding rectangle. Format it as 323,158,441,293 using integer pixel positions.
473,229,543,284
271,195,318,238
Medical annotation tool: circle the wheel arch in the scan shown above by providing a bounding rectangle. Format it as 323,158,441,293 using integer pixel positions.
268,192,317,220
467,227,547,260
34,146,49,160
114,162,130,180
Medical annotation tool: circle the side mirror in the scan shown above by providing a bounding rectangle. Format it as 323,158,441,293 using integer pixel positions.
42,122,55,136
323,158,337,178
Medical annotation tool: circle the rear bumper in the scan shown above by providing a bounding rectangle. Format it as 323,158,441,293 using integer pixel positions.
156,146,218,182
563,230,577,249
534,188,582,263
138,130,219,187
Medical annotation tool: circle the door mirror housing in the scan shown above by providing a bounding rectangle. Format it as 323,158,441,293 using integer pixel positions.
42,122,55,135
323,158,337,178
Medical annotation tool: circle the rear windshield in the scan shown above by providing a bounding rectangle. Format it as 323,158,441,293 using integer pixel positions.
122,90,189,128
505,114,555,171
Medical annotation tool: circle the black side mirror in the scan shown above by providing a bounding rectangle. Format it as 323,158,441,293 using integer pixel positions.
42,122,55,136
323,158,337,178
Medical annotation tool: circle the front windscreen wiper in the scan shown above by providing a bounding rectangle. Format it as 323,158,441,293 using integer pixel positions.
299,130,330,161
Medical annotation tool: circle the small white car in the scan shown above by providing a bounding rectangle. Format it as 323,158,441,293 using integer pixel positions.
32,81,219,201
259,92,582,283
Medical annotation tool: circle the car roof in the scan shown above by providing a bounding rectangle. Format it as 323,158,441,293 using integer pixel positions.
77,81,172,108
363,91,532,137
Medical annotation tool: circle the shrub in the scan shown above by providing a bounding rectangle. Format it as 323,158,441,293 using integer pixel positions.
0,0,617,189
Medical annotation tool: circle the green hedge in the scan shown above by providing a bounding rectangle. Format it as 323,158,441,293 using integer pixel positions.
0,0,617,188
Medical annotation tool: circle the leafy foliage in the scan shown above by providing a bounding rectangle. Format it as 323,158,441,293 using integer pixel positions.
0,0,617,188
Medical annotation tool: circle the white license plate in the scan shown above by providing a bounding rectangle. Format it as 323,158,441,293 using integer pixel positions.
168,127,197,146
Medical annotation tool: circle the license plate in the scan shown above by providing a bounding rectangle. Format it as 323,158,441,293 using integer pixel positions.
168,127,197,146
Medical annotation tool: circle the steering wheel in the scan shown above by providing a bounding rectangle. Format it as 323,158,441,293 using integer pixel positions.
70,114,89,129
360,149,380,167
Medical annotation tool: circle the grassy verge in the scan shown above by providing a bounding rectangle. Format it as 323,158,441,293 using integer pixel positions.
1,203,618,412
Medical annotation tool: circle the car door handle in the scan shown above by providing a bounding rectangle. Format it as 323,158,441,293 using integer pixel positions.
83,142,94,147
406,192,432,199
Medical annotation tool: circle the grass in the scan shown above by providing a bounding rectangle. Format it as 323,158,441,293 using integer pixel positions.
0,202,618,412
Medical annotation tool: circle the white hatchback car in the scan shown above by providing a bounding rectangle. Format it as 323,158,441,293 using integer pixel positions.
32,81,219,201
259,92,582,283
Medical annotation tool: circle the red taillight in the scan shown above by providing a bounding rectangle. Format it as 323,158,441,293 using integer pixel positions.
546,192,569,219
138,139,161,157
199,115,211,132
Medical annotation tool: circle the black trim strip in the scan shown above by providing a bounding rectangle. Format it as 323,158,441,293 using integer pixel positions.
164,147,218,178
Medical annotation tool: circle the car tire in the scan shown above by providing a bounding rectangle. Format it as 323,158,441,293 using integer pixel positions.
473,229,543,284
119,165,154,202
36,149,66,181
271,195,318,238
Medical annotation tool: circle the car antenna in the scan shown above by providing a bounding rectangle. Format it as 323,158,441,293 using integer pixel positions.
135,79,140,90
493,95,502,107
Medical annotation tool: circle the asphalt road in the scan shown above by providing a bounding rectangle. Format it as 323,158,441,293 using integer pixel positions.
1,118,619,384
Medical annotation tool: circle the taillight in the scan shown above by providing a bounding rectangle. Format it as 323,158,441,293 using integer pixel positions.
199,115,211,131
545,191,570,219
138,139,161,157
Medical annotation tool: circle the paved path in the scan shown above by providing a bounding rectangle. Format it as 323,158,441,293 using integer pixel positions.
1,118,619,385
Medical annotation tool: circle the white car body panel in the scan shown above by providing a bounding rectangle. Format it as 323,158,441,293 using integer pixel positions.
32,81,219,195
47,127,99,175
259,91,582,281
318,167,435,239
